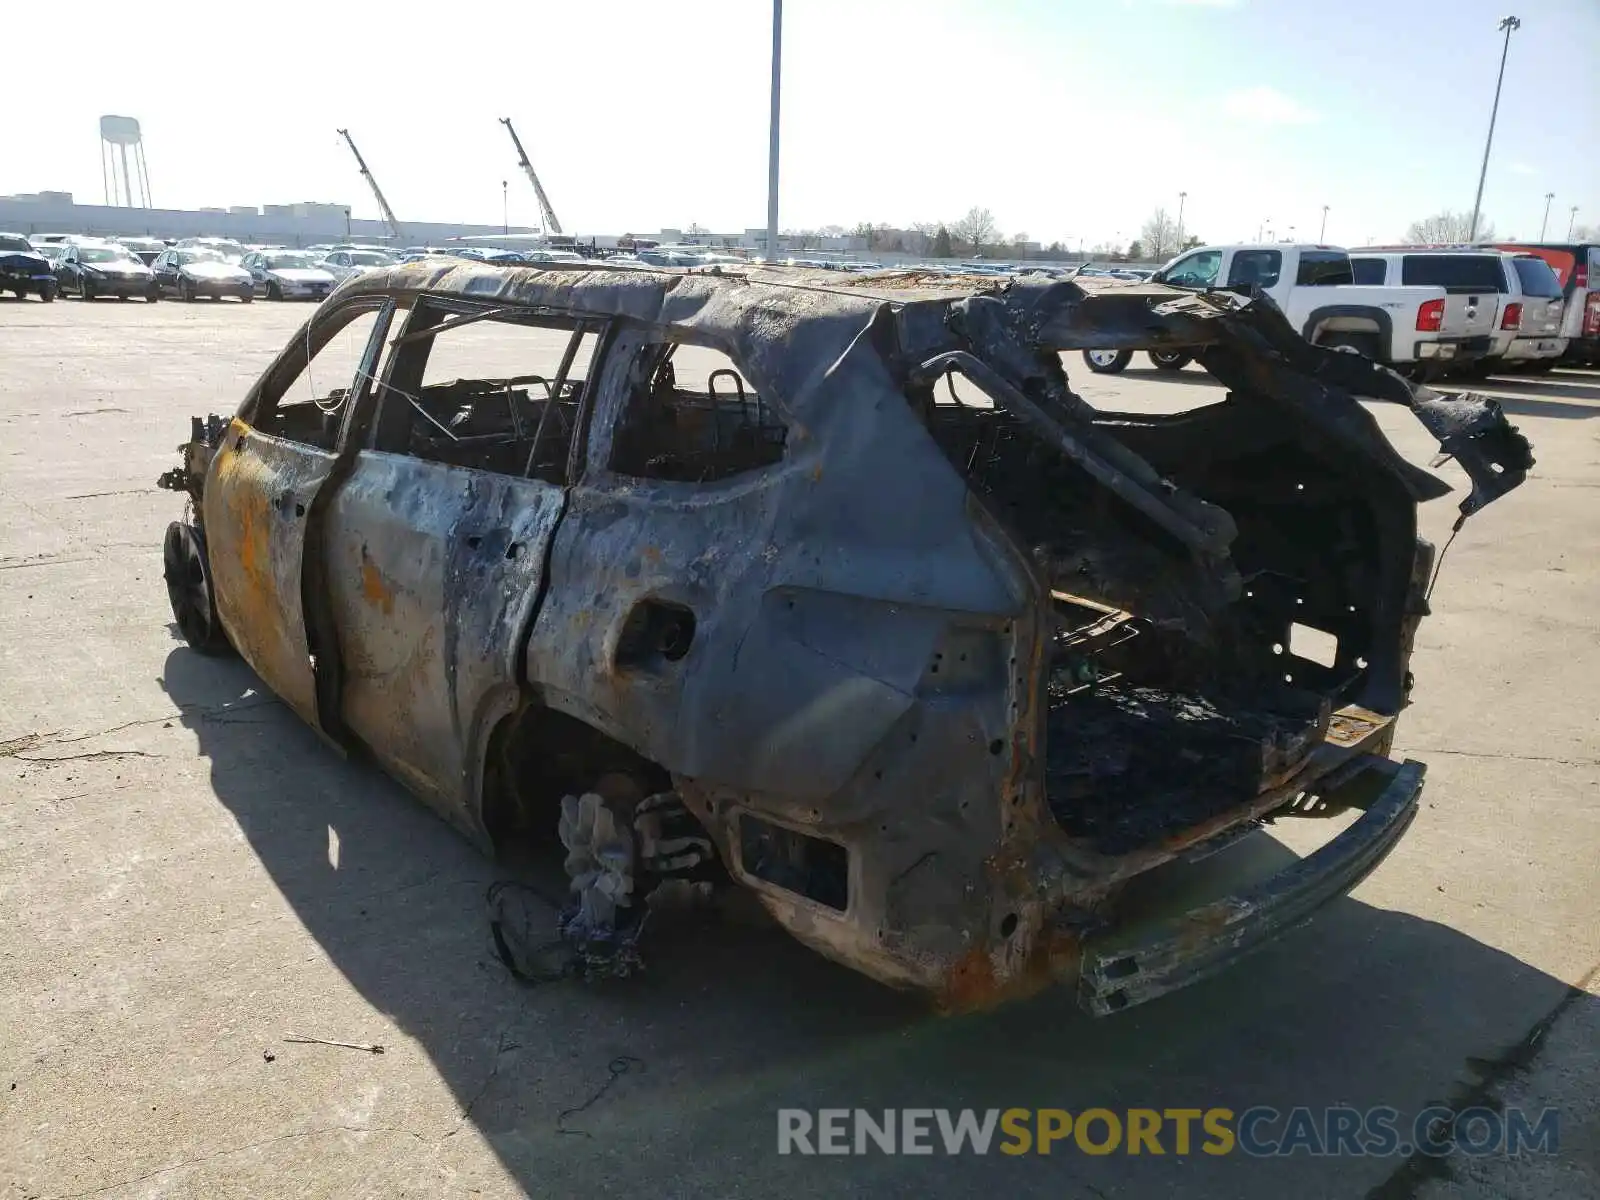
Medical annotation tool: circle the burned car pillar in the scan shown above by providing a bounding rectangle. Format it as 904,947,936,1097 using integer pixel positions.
158,263,1532,1015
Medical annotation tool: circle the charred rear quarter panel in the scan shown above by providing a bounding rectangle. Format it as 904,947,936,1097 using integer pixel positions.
524,314,1053,993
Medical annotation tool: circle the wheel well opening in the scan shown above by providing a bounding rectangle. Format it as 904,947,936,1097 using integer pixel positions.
481,704,673,865
1311,316,1382,340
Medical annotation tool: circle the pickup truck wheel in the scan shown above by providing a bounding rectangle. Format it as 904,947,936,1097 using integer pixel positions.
162,522,232,656
1083,349,1133,374
37,282,56,302
1148,350,1193,371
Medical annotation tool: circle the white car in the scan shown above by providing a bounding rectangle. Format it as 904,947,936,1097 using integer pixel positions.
1084,244,1494,379
317,248,396,283
1487,253,1568,371
175,236,247,263
1351,250,1564,375
240,250,337,301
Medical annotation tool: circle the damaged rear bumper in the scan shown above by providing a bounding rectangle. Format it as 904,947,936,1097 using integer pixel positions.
1075,757,1424,1015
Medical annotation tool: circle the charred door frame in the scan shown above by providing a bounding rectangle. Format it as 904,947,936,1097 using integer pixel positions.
313,293,614,841
204,296,397,736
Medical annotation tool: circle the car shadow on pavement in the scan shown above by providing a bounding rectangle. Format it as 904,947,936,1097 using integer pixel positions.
162,647,1579,1199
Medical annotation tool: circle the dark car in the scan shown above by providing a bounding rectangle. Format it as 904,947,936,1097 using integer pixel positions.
156,262,1531,1013
0,233,58,301
150,247,254,302
117,237,169,267
56,241,158,301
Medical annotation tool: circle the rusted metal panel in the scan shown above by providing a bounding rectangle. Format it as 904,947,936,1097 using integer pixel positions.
322,450,564,840
202,420,333,728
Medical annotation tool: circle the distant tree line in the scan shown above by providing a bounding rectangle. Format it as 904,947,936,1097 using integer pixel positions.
780,205,1205,262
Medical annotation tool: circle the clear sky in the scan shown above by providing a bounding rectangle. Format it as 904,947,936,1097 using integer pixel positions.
6,0,1597,247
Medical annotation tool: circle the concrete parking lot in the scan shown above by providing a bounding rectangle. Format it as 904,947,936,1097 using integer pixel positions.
2,296,1596,1199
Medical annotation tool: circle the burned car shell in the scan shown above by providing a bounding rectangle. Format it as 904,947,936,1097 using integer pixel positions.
159,260,1531,1013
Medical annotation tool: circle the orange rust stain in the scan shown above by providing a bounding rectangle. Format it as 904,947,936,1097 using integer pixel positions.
938,946,1000,1013
361,558,396,615
936,926,1084,1015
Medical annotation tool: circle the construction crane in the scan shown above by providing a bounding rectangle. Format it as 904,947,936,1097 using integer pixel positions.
498,118,563,236
335,128,402,243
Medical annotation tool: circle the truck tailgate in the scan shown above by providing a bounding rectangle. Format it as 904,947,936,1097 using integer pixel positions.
1441,291,1496,338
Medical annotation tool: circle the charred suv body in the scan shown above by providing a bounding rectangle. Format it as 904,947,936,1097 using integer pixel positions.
158,262,1531,1013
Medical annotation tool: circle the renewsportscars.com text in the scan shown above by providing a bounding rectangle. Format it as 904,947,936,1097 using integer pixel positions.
776,1106,1559,1158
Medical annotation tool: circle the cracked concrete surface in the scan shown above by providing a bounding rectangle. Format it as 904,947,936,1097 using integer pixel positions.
1,302,1597,1198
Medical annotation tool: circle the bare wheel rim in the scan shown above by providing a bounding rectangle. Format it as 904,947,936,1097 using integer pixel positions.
1086,350,1121,367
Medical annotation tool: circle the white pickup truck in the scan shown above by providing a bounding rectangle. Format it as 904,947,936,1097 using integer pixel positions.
1082,243,1495,379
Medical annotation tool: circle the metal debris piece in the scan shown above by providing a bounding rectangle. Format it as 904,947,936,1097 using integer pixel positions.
283,1035,385,1054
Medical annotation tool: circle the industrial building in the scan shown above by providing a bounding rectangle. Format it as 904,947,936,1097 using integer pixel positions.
0,191,527,248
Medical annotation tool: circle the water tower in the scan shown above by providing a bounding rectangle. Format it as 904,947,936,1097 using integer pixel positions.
99,115,152,208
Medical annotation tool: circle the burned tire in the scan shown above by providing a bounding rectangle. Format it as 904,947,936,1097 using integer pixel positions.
163,522,232,656
1148,350,1193,371
1083,349,1133,374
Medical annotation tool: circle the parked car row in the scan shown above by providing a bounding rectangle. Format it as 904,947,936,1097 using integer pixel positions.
0,232,410,304
1081,241,1596,379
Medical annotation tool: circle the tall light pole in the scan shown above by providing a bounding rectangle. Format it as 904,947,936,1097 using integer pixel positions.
501,180,508,235
1177,191,1187,247
1539,192,1554,239
1568,206,1579,238
1469,15,1522,243
1319,205,1329,241
765,0,783,263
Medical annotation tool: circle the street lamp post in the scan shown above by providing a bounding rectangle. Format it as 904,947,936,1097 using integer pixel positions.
1319,205,1329,241
765,0,782,262
1568,206,1579,239
1540,192,1554,239
1177,191,1187,248
501,180,508,235
1468,15,1522,243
